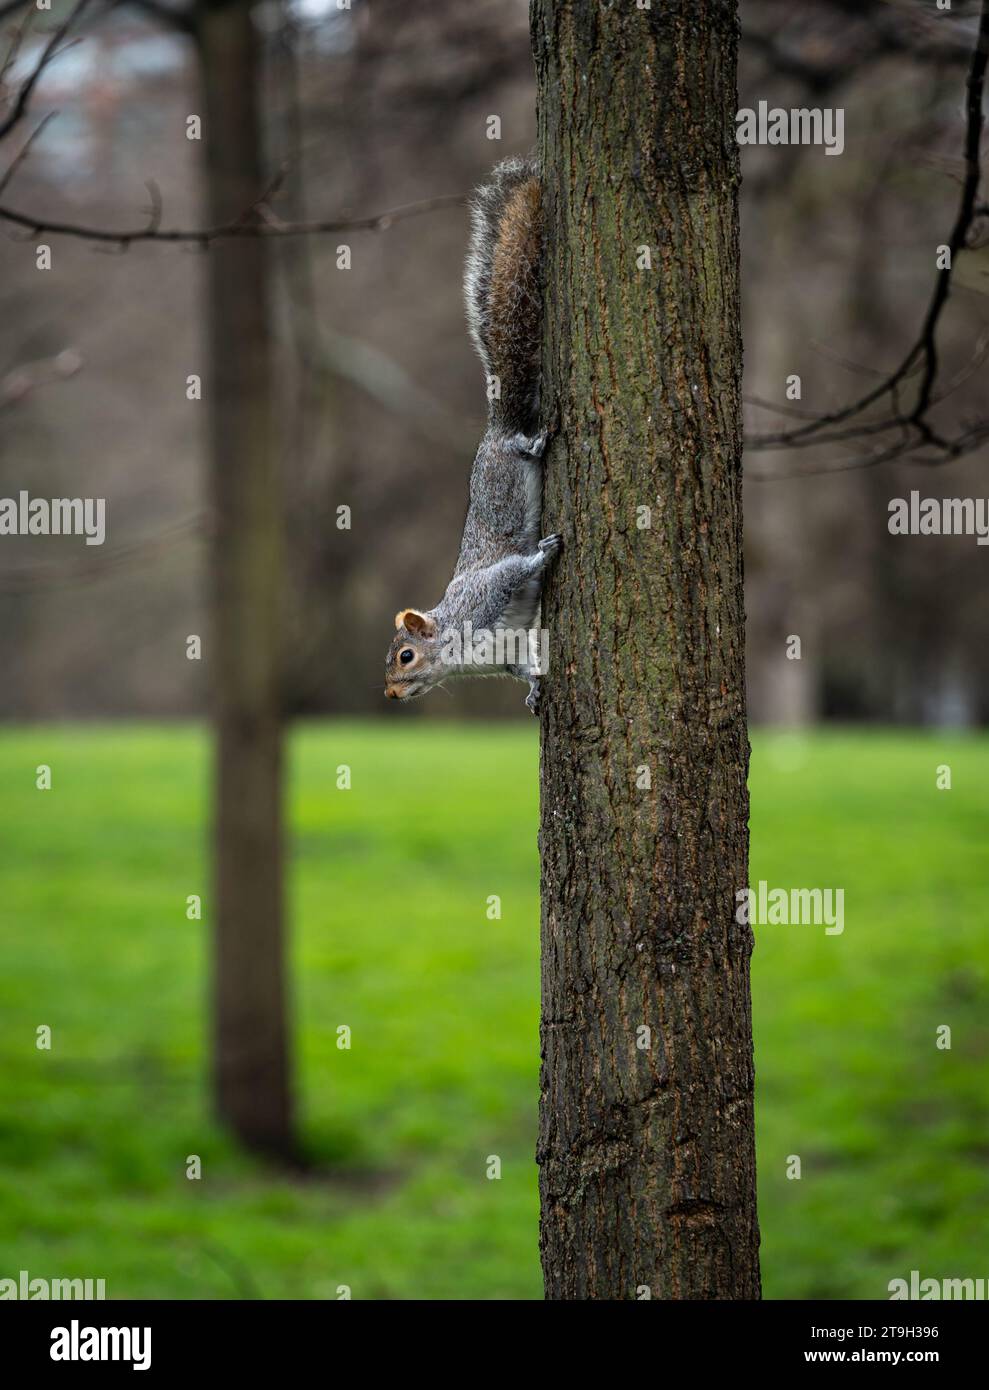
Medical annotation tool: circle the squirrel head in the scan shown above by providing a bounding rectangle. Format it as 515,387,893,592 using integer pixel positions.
385,609,442,701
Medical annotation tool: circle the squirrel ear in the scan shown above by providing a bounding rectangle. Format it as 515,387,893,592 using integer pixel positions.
395,608,436,638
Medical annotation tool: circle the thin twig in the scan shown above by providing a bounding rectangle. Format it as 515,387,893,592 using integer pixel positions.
0,189,467,244
0,0,92,141
0,107,55,196
746,0,989,478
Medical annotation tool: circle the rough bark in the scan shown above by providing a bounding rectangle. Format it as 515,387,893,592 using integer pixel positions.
532,0,759,1299
197,0,294,1157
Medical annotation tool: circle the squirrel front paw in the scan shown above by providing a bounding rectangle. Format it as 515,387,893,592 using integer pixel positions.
538,533,563,560
515,430,549,459
525,678,542,715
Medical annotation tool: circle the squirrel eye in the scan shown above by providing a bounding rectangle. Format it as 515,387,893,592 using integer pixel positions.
399,648,415,665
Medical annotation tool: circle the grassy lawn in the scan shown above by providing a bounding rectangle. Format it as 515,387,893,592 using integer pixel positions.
0,723,986,1299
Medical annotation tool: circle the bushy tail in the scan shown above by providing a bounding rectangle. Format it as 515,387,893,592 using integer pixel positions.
464,157,542,435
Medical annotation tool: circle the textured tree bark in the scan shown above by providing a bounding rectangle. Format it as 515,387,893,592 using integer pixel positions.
532,0,759,1299
197,0,294,1157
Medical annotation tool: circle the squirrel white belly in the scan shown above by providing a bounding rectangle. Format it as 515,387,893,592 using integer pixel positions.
384,158,560,714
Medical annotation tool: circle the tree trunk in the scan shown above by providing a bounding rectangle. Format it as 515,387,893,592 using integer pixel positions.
532,0,759,1299
197,0,294,1157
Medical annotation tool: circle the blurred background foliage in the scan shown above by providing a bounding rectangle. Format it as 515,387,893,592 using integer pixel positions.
1,0,987,1299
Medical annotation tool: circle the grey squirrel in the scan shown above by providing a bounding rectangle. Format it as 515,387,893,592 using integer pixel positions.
384,157,560,714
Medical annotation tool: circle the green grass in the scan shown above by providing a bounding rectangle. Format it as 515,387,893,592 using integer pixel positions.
0,723,986,1299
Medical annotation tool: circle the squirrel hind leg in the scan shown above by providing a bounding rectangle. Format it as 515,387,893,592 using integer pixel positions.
505,656,544,716
524,674,542,715
506,664,542,715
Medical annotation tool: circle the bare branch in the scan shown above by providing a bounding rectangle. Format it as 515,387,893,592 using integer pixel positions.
0,189,467,244
0,0,92,142
0,106,54,196
0,5,31,91
909,0,989,422
746,0,989,478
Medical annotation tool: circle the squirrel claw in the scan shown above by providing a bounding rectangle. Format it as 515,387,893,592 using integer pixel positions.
538,533,562,558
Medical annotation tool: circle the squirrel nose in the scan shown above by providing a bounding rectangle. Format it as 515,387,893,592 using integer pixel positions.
385,686,399,699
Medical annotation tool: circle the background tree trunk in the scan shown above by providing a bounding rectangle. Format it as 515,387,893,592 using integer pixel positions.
532,0,759,1299
197,0,294,1157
